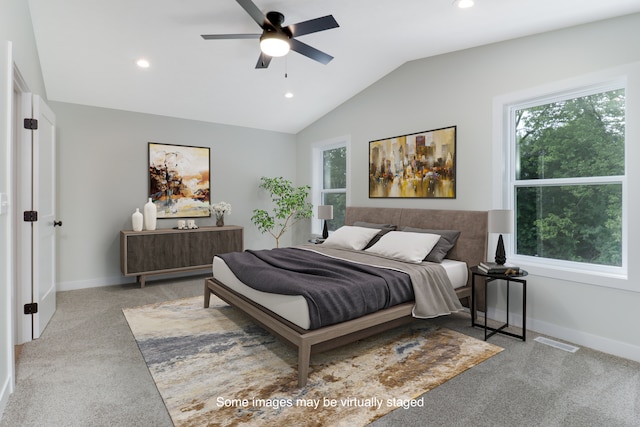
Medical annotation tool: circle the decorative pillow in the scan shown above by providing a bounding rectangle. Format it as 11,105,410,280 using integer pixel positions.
364,231,441,263
352,221,397,249
401,226,461,263
321,226,382,250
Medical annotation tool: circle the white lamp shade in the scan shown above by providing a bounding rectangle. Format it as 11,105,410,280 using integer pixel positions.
489,209,514,234
317,205,334,220
260,33,290,57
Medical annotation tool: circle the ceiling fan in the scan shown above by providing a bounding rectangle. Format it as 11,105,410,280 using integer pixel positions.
201,0,339,69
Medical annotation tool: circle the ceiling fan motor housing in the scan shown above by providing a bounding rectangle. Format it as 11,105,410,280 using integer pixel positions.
201,0,339,68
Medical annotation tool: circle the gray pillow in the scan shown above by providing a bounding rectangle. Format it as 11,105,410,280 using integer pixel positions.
353,221,397,249
401,226,461,263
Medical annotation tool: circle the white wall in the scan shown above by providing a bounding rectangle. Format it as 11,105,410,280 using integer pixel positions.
295,14,640,361
0,0,47,97
50,102,297,290
0,0,49,417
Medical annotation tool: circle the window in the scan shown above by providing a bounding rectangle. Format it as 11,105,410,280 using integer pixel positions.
508,84,626,274
312,138,349,235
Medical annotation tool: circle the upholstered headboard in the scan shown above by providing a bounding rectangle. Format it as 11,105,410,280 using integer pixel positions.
345,207,488,289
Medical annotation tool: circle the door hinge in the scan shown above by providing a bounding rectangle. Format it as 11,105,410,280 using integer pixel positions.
24,210,38,222
24,302,38,315
24,118,38,130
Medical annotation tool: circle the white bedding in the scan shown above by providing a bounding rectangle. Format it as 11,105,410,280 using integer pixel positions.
212,256,468,330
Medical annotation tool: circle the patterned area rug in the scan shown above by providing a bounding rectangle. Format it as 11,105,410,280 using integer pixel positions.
123,296,502,427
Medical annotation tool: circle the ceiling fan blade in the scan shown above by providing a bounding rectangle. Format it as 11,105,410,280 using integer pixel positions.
255,52,272,69
285,15,339,37
236,0,269,28
201,34,260,40
289,38,333,65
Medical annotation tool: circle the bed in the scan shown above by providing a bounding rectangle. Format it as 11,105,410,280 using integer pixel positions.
204,207,488,387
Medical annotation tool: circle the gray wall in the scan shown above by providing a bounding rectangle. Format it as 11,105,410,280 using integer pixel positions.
50,102,297,290
295,14,640,361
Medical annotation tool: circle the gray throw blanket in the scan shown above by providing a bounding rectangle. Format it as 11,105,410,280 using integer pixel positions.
218,247,414,329
218,245,463,330
301,245,464,319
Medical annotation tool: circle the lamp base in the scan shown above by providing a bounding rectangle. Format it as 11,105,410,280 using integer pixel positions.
494,234,506,265
322,221,329,239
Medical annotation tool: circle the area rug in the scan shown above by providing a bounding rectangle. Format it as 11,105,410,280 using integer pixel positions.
123,296,502,427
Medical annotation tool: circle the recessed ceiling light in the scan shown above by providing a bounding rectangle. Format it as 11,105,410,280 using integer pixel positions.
454,0,475,8
136,59,150,68
284,92,294,99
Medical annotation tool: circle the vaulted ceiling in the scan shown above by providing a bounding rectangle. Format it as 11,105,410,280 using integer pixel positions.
28,0,640,133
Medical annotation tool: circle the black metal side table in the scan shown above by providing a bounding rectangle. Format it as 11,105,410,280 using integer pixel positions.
470,266,528,341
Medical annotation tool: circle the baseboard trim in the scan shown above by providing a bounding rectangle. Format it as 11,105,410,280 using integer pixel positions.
0,374,11,421
57,276,130,291
56,271,210,292
528,317,640,363
487,307,640,363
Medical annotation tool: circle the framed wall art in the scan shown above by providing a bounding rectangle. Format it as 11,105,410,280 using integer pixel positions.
369,125,456,199
148,142,211,218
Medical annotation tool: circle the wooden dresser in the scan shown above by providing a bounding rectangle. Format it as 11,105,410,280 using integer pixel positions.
120,225,243,287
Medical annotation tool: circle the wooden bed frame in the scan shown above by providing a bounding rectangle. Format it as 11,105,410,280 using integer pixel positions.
204,207,488,387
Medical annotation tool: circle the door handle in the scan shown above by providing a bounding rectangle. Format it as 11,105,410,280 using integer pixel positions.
53,220,63,227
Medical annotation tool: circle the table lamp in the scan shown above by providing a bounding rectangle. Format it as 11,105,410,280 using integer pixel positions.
317,205,333,239
489,209,514,265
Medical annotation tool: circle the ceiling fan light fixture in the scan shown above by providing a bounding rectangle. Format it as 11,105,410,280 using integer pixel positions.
454,0,475,8
260,32,290,57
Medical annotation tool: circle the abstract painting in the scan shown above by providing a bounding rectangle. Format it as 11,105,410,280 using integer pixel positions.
148,142,210,218
369,126,456,198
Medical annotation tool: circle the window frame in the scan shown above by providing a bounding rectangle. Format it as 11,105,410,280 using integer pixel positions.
493,71,631,290
311,136,350,236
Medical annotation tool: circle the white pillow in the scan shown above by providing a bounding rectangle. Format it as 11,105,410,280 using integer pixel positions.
321,226,381,250
364,231,441,263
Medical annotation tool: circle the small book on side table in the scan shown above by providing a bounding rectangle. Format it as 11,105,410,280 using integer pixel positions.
478,262,520,275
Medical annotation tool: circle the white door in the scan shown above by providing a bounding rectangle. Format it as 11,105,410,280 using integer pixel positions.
26,95,57,339
32,95,57,338
1,40,15,397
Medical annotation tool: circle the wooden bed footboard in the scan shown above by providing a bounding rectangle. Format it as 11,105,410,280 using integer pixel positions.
204,277,470,387
205,277,415,387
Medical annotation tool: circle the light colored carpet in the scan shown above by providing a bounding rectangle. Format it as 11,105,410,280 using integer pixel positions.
123,296,502,427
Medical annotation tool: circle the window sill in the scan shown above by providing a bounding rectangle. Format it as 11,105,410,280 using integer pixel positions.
510,255,634,293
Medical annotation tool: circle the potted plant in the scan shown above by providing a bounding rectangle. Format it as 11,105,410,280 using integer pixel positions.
210,201,232,227
251,176,313,248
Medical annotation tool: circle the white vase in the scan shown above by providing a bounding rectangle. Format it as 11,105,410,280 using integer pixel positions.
131,208,143,231
143,198,157,231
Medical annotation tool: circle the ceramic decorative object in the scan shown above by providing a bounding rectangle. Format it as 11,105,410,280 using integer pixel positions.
132,208,143,231
144,198,157,231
